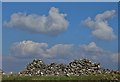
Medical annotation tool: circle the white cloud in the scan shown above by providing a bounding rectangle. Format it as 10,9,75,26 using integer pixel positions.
10,41,114,61
10,40,73,58
83,10,116,40
4,7,69,36
80,42,103,54
10,41,48,58
46,44,74,56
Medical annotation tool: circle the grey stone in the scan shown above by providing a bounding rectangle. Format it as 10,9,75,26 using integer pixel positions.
19,59,119,77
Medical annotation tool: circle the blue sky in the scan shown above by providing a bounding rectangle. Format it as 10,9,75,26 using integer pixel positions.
0,2,2,69
1,0,119,2
2,2,118,72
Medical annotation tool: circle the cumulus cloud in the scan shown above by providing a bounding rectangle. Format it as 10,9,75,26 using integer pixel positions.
83,10,116,40
10,41,116,61
80,42,103,55
4,7,69,36
78,42,109,62
46,44,74,57
10,41,48,58
10,40,74,58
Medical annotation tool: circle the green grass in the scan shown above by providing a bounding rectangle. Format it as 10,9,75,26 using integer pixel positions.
2,74,120,80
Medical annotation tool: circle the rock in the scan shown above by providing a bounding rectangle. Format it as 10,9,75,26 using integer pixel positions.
19,58,118,77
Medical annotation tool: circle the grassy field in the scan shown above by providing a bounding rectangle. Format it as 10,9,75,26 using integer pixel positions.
2,74,120,81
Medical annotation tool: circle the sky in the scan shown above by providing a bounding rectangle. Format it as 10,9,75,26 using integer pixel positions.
1,0,120,2
2,2,118,72
0,2,2,70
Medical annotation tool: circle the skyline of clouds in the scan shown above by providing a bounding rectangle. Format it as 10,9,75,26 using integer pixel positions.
9,40,118,63
83,10,116,40
4,7,69,36
10,40,74,58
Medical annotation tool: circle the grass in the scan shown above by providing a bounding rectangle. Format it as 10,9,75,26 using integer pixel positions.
2,74,120,80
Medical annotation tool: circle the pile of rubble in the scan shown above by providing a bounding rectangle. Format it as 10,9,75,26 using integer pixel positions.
19,59,119,76
19,59,109,76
